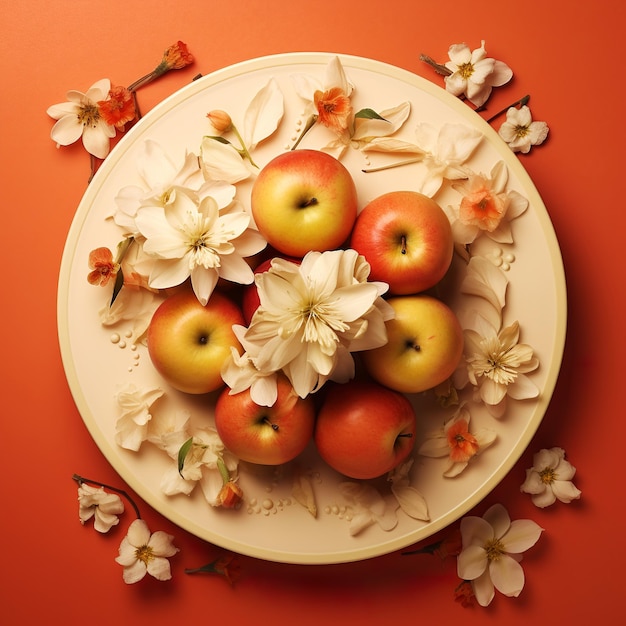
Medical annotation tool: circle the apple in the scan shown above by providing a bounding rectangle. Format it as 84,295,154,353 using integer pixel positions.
350,190,453,295
361,295,463,394
251,149,358,257
147,289,244,394
314,379,417,479
214,374,316,465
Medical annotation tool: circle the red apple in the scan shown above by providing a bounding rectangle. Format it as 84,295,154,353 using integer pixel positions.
314,379,417,479
251,149,358,257
350,190,453,295
147,289,244,394
361,295,463,394
214,374,316,465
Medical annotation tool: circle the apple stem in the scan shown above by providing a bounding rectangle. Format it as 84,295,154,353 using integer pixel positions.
406,340,421,352
262,417,279,431
397,433,414,438
400,235,407,255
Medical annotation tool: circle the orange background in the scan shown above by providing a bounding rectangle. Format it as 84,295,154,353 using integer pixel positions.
1,0,622,622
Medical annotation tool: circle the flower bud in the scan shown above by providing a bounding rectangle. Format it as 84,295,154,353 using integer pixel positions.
207,110,232,134
216,480,243,509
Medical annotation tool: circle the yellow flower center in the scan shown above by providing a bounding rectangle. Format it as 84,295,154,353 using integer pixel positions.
484,538,505,562
135,544,155,565
458,62,474,79
78,103,101,128
539,467,557,484
514,124,530,139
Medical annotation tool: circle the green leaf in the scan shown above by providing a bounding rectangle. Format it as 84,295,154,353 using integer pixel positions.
355,108,388,122
204,135,232,146
110,268,124,306
177,437,194,477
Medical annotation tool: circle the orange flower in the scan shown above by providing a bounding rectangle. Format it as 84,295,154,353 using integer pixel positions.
185,552,241,585
454,580,477,608
98,86,136,130
314,87,352,134
458,179,505,232
87,247,120,286
162,41,194,71
216,480,244,509
446,418,479,463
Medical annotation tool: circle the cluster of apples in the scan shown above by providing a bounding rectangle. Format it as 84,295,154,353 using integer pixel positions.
147,149,463,480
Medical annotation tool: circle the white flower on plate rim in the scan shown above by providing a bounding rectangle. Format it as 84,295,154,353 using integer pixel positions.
457,503,543,606
46,78,116,159
444,41,513,108
222,249,393,403
77,483,124,533
520,447,582,508
338,482,399,536
387,459,429,521
200,78,284,184
115,519,179,584
446,160,529,245
463,320,539,418
114,384,164,451
418,402,496,477
159,427,239,507
498,105,549,154
111,139,205,236
133,187,266,305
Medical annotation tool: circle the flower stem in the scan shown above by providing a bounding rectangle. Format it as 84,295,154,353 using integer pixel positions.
231,123,258,168
419,54,452,76
291,114,318,150
72,473,141,519
485,95,530,123
361,156,423,173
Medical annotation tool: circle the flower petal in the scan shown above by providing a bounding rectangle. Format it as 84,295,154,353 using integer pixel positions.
489,554,525,597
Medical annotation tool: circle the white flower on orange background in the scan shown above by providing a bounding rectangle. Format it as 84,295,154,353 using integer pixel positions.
444,41,513,107
520,447,582,507
77,483,124,533
457,503,543,606
115,519,179,584
498,105,549,153
47,78,116,159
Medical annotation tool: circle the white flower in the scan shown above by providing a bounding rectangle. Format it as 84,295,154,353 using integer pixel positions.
498,105,549,153
200,78,284,183
350,102,412,151
418,403,496,477
223,250,392,403
46,78,116,159
387,459,429,520
115,519,179,584
447,161,529,245
133,188,266,305
521,447,582,507
159,428,239,507
77,483,124,533
464,320,539,417
457,503,543,606
444,41,513,107
114,384,164,451
111,139,205,235
338,482,399,536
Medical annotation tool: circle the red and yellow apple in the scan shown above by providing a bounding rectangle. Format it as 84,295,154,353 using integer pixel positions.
314,380,417,479
147,289,244,394
350,190,453,295
251,149,358,257
214,375,316,465
361,295,463,394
